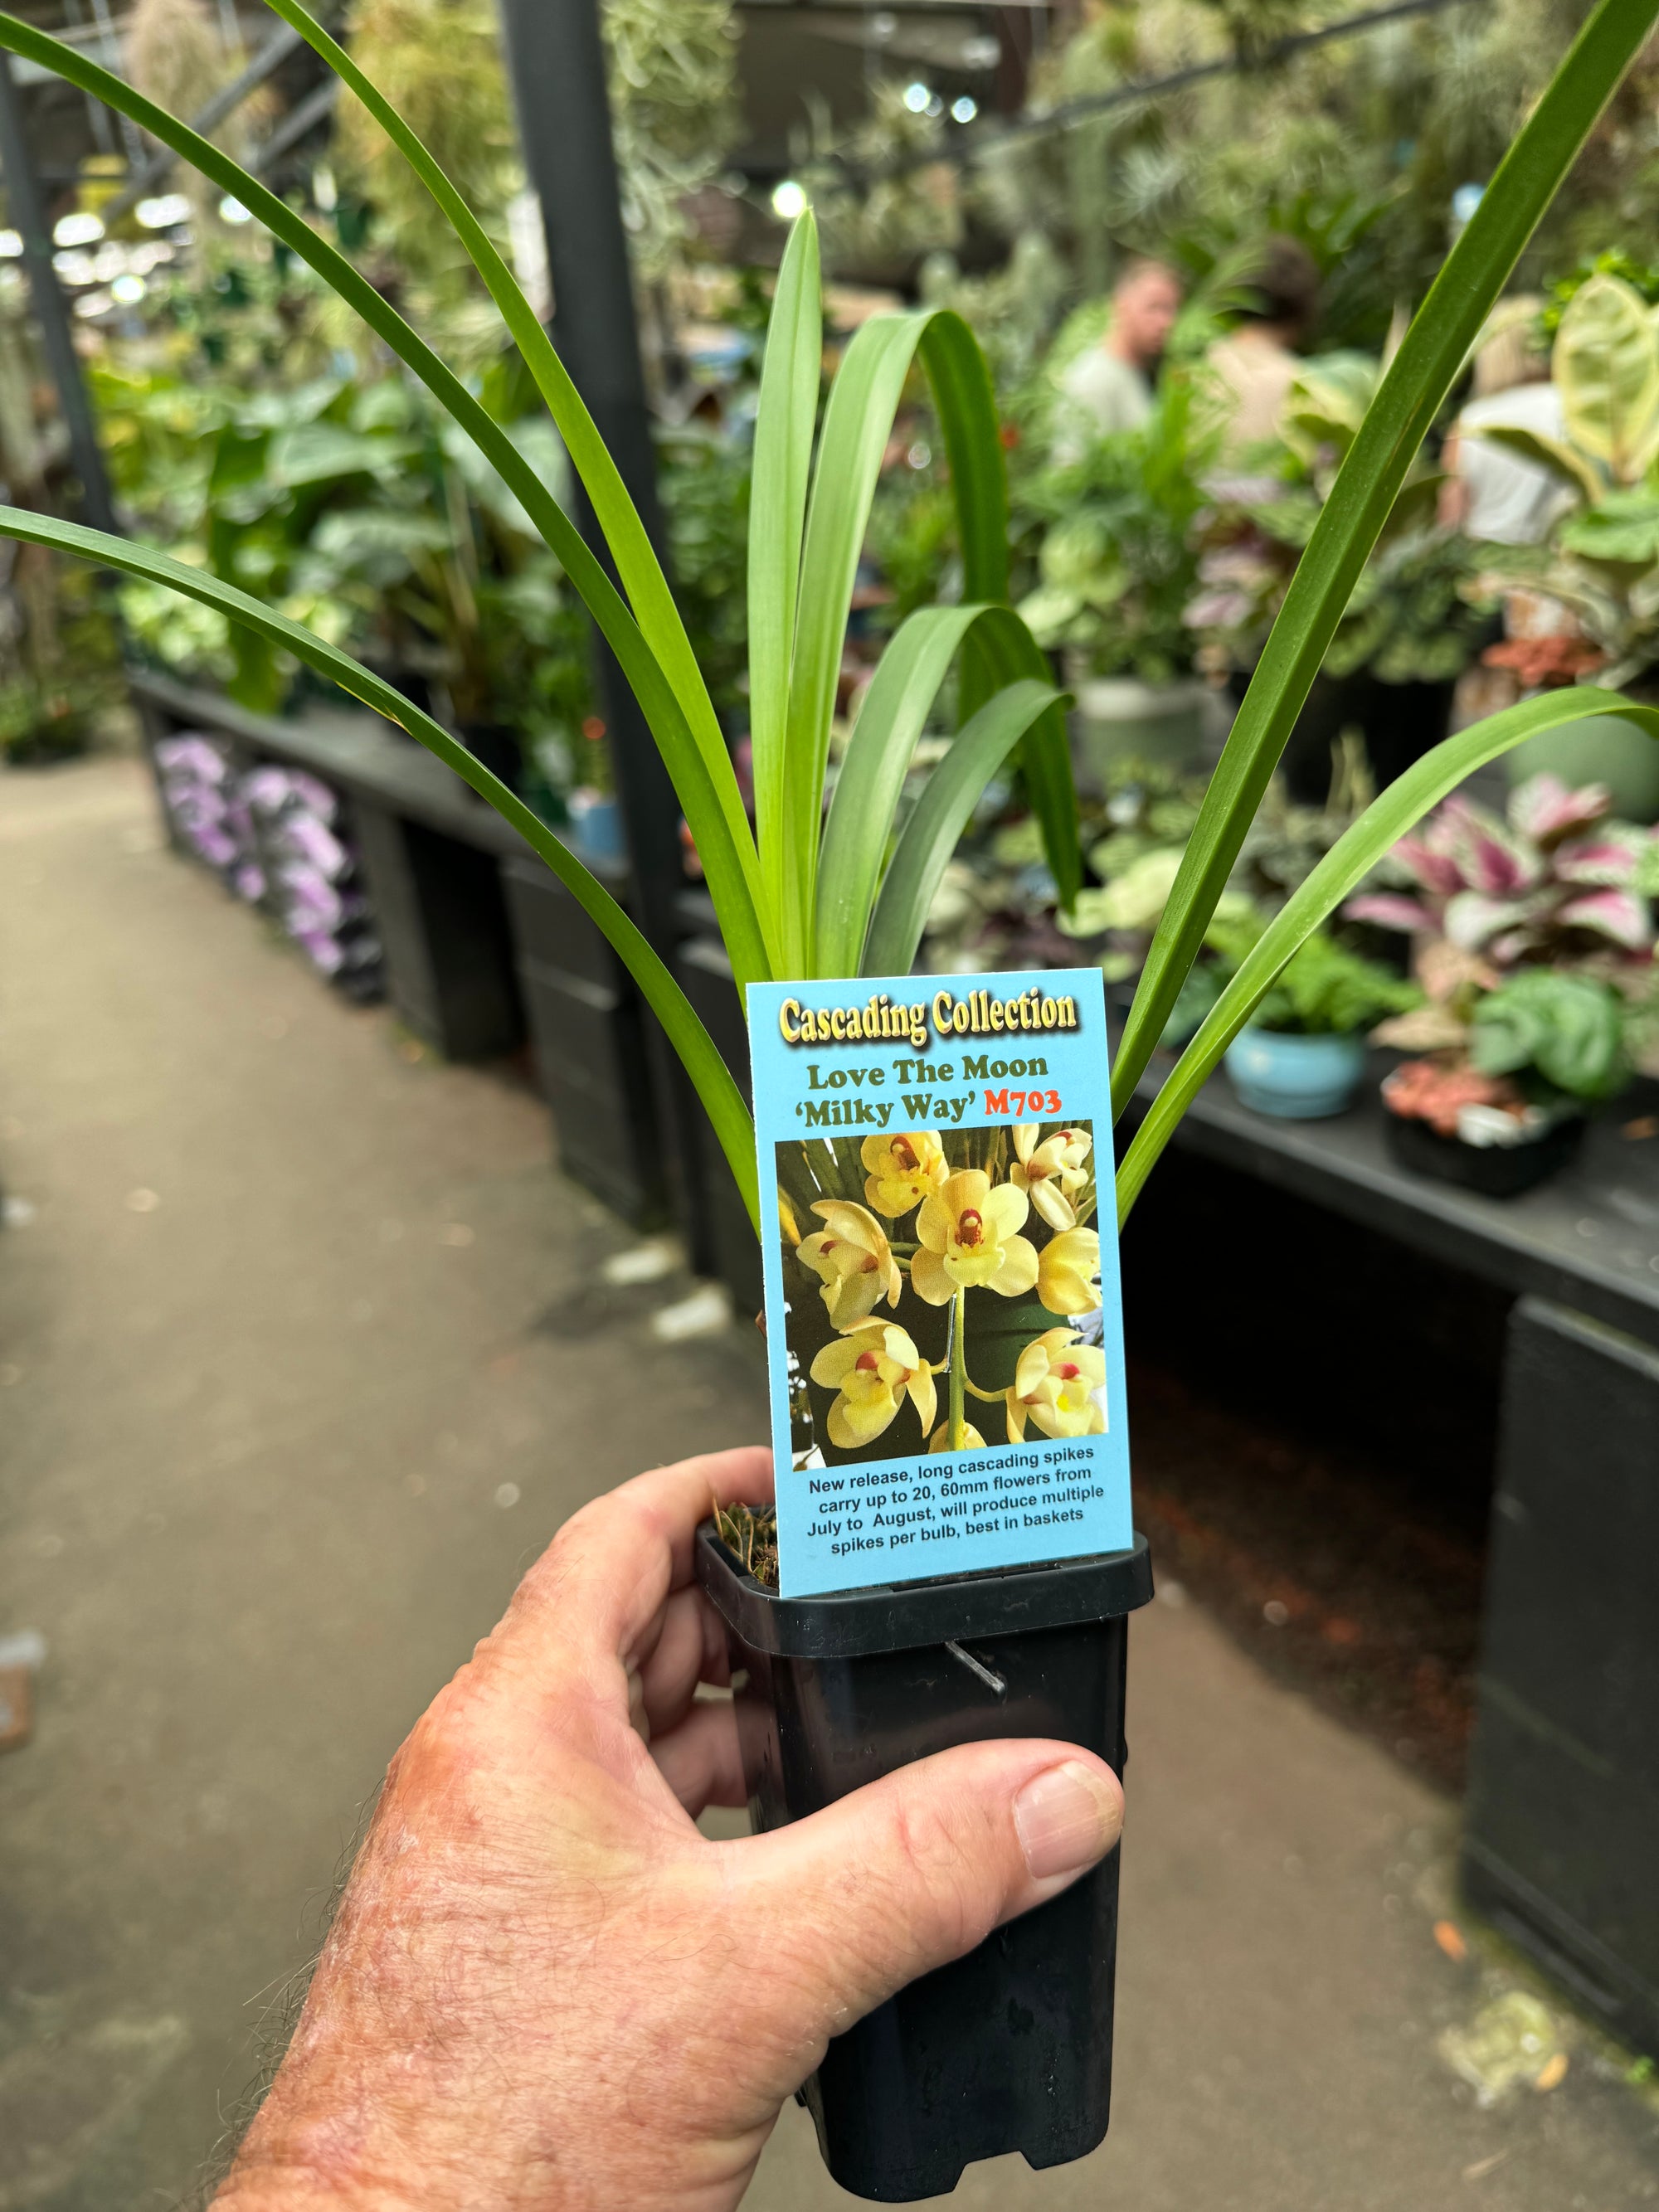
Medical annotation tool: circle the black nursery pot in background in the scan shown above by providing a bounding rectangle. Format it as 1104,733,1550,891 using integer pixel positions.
1385,1111,1585,1197
696,1528,1154,2203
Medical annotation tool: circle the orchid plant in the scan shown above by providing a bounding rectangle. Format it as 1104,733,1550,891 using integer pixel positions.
1,0,1658,1250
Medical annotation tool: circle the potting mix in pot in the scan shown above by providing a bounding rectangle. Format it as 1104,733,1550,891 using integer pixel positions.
5,0,1659,2200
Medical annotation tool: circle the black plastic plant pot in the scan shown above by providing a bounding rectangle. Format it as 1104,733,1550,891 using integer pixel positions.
1384,1110,1584,1197
695,1526,1154,2202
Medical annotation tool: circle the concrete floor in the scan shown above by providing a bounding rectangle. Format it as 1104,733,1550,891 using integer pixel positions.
2,756,1656,2212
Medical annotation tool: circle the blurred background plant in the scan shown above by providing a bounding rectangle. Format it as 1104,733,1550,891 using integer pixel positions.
100,346,595,797
124,0,275,246
1348,773,1659,984
657,421,750,722
1479,273,1659,693
0,265,126,759
1345,774,1659,1103
795,78,964,280
1203,909,1422,1037
1015,377,1218,686
334,0,739,367
1190,350,1468,676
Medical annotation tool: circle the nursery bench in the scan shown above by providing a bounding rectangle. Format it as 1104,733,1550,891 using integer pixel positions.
1126,1059,1659,2068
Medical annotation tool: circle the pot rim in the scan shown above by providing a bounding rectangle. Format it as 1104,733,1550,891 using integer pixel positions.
696,1524,1152,1659
1230,1025,1370,1049
1384,1102,1586,1150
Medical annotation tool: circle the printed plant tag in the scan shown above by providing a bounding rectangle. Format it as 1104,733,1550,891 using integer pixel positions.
749,967,1131,1597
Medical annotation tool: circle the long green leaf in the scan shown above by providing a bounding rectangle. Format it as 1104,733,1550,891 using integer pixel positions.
0,9,772,992
917,314,1009,603
1115,687,1659,1223
863,678,1065,980
1113,0,1659,1120
916,311,1081,915
964,606,1082,914
778,305,1081,970
256,0,766,970
749,216,821,939
815,604,990,978
815,603,1075,976
5,503,760,1230
782,316,923,970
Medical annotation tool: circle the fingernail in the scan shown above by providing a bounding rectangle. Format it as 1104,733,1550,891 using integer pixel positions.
1013,1761,1121,1880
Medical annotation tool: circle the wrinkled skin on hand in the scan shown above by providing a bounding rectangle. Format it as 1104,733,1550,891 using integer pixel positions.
216,1447,1124,2212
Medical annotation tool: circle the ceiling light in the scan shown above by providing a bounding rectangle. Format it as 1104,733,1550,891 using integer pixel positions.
902,81,931,114
135,193,191,230
53,211,103,247
110,273,146,304
217,195,252,225
951,95,977,123
0,230,21,259
771,179,808,220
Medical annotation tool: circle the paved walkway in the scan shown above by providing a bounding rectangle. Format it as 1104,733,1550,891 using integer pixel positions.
2,757,1655,2211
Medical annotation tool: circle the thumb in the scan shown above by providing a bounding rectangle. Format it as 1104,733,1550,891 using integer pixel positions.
732,1740,1122,2038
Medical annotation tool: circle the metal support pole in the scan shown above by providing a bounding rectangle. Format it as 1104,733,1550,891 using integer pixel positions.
495,0,721,1271
0,51,118,535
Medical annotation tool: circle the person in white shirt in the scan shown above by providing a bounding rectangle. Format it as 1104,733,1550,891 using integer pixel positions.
1055,257,1185,455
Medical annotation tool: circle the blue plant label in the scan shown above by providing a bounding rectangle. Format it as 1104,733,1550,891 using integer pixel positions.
748,967,1132,1597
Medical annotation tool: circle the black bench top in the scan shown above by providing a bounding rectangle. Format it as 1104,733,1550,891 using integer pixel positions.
1123,1054,1659,1354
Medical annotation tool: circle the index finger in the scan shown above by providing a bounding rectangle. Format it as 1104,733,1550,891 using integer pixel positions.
503,1444,774,1667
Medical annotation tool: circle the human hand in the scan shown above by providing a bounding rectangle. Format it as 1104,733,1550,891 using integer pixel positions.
214,1446,1124,2212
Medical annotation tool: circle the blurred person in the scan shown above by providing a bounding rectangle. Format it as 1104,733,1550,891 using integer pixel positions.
1438,300,1573,546
1205,234,1321,454
1056,255,1186,452
211,1448,1124,2212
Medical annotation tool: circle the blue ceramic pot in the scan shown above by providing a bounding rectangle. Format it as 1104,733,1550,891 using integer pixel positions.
567,789,626,862
1224,1027,1368,1119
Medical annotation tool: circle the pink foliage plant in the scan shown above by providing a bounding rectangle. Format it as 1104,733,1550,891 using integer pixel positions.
1345,774,1659,970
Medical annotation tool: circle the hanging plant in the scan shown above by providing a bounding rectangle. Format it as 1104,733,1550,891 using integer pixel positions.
335,0,737,353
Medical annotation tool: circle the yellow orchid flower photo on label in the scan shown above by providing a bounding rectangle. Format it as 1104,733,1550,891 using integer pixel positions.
751,969,1133,1599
